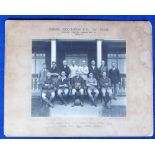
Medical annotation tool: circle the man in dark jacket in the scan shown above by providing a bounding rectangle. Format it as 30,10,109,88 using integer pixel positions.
49,61,59,83
71,70,84,106
98,60,108,78
108,62,121,100
100,72,112,108
60,60,71,78
57,71,69,105
89,60,99,80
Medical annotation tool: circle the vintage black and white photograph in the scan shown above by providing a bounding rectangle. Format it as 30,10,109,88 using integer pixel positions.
5,20,152,136
32,39,126,117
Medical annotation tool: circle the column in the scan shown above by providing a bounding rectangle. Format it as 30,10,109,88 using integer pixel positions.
97,40,102,68
51,40,56,66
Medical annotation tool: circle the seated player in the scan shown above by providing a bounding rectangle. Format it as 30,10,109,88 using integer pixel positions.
41,72,56,108
86,73,99,106
71,70,84,107
99,71,112,108
57,71,69,105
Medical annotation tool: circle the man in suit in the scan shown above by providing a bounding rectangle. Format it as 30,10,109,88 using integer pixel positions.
49,61,59,83
71,70,85,107
57,71,69,105
60,60,71,78
89,60,99,80
108,62,121,100
98,60,108,78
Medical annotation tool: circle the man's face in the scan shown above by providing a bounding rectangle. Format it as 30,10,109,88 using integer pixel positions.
47,73,51,78
89,73,93,78
72,60,75,65
102,72,106,77
43,64,46,69
61,71,65,77
91,60,95,65
101,61,105,66
82,60,86,66
52,63,56,67
63,60,67,66
76,71,79,76
112,62,116,68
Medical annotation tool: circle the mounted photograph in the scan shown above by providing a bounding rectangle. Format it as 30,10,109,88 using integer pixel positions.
5,20,153,137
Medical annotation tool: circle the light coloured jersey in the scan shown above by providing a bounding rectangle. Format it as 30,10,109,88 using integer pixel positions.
69,65,79,78
79,66,89,80
86,77,97,89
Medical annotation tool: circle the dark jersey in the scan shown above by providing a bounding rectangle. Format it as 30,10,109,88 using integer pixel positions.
57,77,69,88
60,65,71,77
71,76,84,89
49,67,59,76
89,65,99,80
100,77,111,88
42,77,55,90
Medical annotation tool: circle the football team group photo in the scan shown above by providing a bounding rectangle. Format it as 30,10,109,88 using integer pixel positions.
32,39,126,117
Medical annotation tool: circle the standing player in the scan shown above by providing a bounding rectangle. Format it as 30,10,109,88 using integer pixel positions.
38,63,48,86
108,62,121,100
49,61,59,83
89,60,99,80
100,71,112,108
79,60,89,81
69,60,79,78
60,60,71,78
98,60,108,78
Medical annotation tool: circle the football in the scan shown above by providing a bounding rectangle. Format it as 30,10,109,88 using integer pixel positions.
74,99,81,105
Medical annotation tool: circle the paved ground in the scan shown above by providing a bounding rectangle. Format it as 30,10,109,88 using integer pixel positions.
32,96,126,117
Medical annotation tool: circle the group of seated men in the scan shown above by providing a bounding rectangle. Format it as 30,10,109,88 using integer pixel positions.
39,59,121,108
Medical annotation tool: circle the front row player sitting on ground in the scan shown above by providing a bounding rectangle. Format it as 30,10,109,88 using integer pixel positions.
41,72,56,108
57,71,69,105
86,72,99,106
99,71,112,108
71,70,84,107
